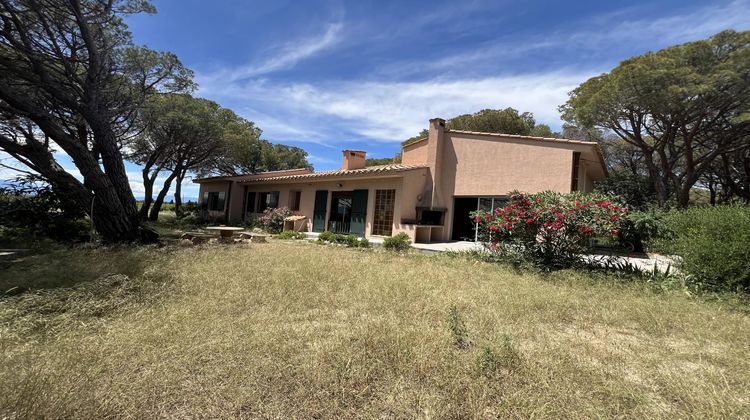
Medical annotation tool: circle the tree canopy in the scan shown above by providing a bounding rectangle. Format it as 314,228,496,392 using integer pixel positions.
402,108,558,146
561,30,750,207
0,0,193,241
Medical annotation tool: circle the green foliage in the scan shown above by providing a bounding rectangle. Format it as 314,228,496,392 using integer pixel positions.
595,170,658,211
474,191,627,269
0,180,89,243
529,124,556,137
275,231,306,240
661,205,750,292
402,129,429,147
562,30,750,207
365,157,395,166
316,231,368,248
318,231,334,242
447,305,470,350
475,335,521,378
257,207,292,234
382,232,412,251
618,210,670,253
401,108,559,146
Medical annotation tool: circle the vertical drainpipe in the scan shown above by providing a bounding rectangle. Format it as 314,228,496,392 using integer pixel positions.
224,180,232,224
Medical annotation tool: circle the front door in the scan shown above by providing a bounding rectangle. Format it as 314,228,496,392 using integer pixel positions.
328,191,353,233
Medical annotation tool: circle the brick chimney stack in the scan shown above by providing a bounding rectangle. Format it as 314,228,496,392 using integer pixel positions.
342,150,367,170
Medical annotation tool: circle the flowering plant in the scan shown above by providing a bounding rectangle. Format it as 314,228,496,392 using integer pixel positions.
472,191,627,268
257,207,292,233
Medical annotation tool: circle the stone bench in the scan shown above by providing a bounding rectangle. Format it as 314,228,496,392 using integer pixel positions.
238,232,271,243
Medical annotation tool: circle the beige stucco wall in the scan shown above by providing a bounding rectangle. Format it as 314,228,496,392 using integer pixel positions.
197,180,232,219
401,139,429,165
422,130,604,241
208,168,430,241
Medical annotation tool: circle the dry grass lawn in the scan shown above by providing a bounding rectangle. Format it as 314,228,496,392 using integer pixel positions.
1,241,749,418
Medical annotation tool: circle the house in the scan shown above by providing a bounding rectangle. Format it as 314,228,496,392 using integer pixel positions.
194,118,607,242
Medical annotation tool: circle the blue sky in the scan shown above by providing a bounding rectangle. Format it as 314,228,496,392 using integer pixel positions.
2,0,749,200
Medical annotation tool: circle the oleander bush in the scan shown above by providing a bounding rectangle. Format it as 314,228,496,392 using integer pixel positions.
473,191,627,269
258,207,292,233
660,205,750,292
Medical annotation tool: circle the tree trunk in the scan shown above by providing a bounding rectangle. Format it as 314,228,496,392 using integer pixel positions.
173,168,188,217
642,152,669,206
139,167,155,221
148,170,178,221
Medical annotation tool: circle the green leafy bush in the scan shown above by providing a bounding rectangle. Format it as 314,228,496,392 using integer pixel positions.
318,231,334,242
661,205,750,292
275,231,306,240
383,232,412,251
0,178,89,243
473,191,627,269
618,210,670,252
317,231,368,248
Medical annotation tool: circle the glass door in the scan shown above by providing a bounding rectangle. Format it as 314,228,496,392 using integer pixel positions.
328,191,353,234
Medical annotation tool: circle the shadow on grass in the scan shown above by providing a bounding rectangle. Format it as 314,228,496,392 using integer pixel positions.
0,244,165,294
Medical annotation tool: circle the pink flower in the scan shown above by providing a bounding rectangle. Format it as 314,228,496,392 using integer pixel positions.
526,218,535,224
579,226,593,234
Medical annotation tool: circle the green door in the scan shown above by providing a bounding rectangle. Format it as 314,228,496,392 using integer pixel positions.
313,190,328,232
350,189,369,237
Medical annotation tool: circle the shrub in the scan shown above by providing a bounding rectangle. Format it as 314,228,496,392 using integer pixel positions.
316,231,368,248
275,231,306,240
318,231,334,242
0,178,89,243
661,205,750,292
618,210,670,253
257,207,292,233
473,191,627,269
383,232,412,251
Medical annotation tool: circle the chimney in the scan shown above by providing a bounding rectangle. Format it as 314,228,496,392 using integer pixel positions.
426,118,446,208
342,150,367,170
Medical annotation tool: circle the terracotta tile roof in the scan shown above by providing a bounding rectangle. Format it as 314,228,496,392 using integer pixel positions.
239,163,427,183
193,168,312,183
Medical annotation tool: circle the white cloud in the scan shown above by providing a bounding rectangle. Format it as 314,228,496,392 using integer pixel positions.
209,70,596,142
198,22,343,85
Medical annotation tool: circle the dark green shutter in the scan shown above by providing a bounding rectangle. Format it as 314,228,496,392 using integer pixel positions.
350,189,368,237
313,190,328,232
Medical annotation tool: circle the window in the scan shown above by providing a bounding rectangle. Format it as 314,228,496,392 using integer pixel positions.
571,152,581,191
289,191,302,211
258,191,280,212
204,191,225,211
373,189,396,236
